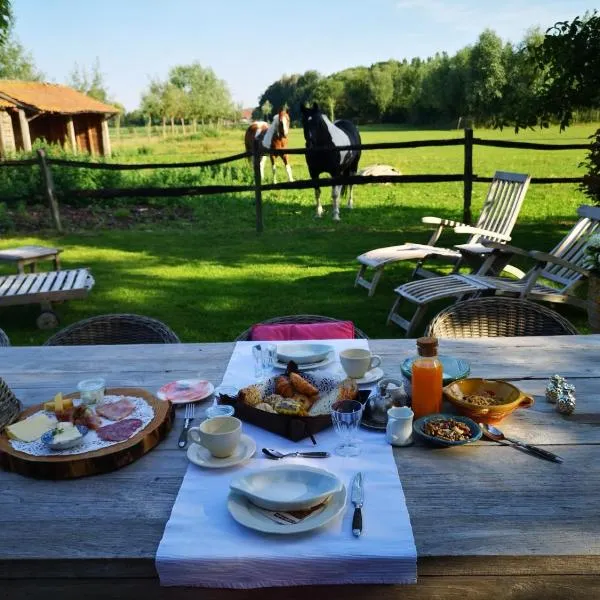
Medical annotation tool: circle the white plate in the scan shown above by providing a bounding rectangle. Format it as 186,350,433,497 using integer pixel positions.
157,379,214,405
354,367,385,386
186,434,256,468
228,484,346,534
230,464,343,511
276,343,334,365
273,352,334,371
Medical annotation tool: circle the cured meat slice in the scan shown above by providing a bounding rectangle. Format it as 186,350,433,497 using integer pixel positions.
96,397,135,421
96,418,143,442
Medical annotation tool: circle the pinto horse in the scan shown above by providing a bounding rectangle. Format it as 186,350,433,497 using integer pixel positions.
244,109,293,183
300,103,361,221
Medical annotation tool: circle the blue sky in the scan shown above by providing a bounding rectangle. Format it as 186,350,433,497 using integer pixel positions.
11,0,597,111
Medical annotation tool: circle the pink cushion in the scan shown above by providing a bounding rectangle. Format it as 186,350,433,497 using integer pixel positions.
250,321,355,341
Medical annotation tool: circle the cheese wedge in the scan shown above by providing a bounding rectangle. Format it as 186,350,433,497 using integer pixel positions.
6,413,57,442
43,397,73,413
54,392,64,412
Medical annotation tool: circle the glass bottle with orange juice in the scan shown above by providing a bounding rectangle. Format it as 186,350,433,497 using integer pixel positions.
411,337,443,419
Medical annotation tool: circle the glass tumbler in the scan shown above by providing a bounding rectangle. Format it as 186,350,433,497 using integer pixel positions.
331,400,363,457
261,343,277,372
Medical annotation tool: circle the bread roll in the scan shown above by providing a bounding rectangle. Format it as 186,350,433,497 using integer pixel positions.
289,372,319,397
255,402,277,413
275,376,294,398
239,384,262,407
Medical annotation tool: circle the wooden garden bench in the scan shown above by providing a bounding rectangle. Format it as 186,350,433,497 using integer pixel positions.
0,245,62,274
0,268,94,329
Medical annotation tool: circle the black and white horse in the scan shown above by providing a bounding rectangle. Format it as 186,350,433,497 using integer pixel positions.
300,102,361,221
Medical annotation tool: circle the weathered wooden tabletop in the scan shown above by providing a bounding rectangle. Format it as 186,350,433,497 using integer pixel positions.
1,337,599,600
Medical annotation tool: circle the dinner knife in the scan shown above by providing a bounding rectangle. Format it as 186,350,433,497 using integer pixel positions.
351,472,364,537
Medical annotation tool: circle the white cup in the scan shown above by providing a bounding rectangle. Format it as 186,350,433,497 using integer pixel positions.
339,348,382,379
386,406,414,447
188,416,241,458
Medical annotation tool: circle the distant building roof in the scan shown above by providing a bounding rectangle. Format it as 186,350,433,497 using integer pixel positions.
0,81,118,115
241,107,254,120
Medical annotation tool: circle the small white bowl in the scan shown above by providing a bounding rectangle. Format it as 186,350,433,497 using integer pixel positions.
276,343,333,365
229,464,343,511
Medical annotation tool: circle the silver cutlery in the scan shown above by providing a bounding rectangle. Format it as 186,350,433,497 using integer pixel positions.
178,403,196,449
480,423,563,463
351,472,364,537
262,448,330,460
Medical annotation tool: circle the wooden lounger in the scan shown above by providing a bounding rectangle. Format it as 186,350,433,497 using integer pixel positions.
0,268,95,329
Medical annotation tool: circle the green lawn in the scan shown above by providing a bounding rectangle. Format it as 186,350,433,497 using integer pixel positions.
0,123,596,346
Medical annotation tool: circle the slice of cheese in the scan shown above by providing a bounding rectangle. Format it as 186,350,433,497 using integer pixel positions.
43,397,73,413
6,413,57,442
54,392,64,412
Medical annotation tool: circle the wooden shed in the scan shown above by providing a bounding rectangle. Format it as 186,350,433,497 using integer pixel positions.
0,81,118,158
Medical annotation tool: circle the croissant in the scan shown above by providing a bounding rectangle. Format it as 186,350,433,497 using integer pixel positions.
290,372,319,397
275,376,295,398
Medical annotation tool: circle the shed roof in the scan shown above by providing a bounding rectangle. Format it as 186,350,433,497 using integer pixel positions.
0,81,118,115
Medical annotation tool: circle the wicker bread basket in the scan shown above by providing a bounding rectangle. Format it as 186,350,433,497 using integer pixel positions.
0,377,22,431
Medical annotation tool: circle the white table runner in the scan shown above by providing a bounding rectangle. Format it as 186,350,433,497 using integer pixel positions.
156,340,417,588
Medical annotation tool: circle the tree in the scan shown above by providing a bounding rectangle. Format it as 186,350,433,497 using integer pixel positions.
0,27,43,80
466,30,507,125
0,0,11,45
533,11,600,130
368,64,394,120
315,77,343,120
67,58,110,102
261,99,272,121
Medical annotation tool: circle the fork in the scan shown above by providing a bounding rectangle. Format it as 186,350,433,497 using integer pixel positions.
178,403,195,449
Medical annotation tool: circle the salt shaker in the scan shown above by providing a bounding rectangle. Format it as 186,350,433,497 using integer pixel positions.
386,406,414,447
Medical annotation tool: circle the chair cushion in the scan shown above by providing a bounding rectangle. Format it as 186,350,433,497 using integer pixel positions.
250,321,355,341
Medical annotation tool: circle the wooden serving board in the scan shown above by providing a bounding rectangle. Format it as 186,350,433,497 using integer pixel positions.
0,387,173,479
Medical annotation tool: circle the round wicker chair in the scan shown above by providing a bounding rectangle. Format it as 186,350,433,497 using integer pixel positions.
235,314,369,341
426,298,578,338
0,327,10,347
44,314,181,346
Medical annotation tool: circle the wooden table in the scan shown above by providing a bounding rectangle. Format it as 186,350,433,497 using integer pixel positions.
1,337,599,600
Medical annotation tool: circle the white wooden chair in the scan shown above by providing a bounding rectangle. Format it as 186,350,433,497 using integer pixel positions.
355,171,531,296
387,205,600,337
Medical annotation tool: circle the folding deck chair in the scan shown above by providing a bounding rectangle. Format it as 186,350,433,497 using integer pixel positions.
355,171,531,296
386,205,599,337
0,268,95,329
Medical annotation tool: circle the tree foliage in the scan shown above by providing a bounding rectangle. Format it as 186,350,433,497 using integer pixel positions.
0,0,11,45
533,11,600,130
0,26,43,80
140,62,236,127
67,58,111,103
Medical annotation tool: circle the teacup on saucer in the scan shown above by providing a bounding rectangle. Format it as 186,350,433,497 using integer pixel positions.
187,434,256,469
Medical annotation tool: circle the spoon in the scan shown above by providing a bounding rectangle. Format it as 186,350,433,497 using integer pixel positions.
480,423,563,463
262,448,330,460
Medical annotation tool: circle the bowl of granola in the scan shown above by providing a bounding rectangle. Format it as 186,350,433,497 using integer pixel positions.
443,378,534,424
413,414,482,447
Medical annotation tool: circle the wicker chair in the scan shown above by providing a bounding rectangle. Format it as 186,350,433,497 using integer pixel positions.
235,315,369,341
426,298,578,338
44,314,181,346
0,327,9,347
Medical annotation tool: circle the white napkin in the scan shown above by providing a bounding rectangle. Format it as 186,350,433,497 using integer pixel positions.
156,340,417,588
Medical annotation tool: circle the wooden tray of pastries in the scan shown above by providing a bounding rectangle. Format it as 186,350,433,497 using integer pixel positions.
221,365,358,442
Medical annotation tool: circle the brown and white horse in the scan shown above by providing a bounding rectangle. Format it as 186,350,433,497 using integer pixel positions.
244,109,293,183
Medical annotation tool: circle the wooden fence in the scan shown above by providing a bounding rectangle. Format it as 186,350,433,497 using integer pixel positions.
0,129,590,234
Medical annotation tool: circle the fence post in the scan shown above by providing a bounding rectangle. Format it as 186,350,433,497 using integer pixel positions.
463,127,473,225
37,148,63,234
252,138,264,233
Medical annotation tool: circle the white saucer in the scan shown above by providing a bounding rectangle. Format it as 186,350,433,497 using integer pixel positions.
187,434,256,469
273,352,335,371
228,484,346,534
354,367,385,385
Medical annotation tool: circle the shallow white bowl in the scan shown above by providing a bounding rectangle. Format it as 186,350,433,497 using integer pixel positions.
276,343,333,365
229,464,343,511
